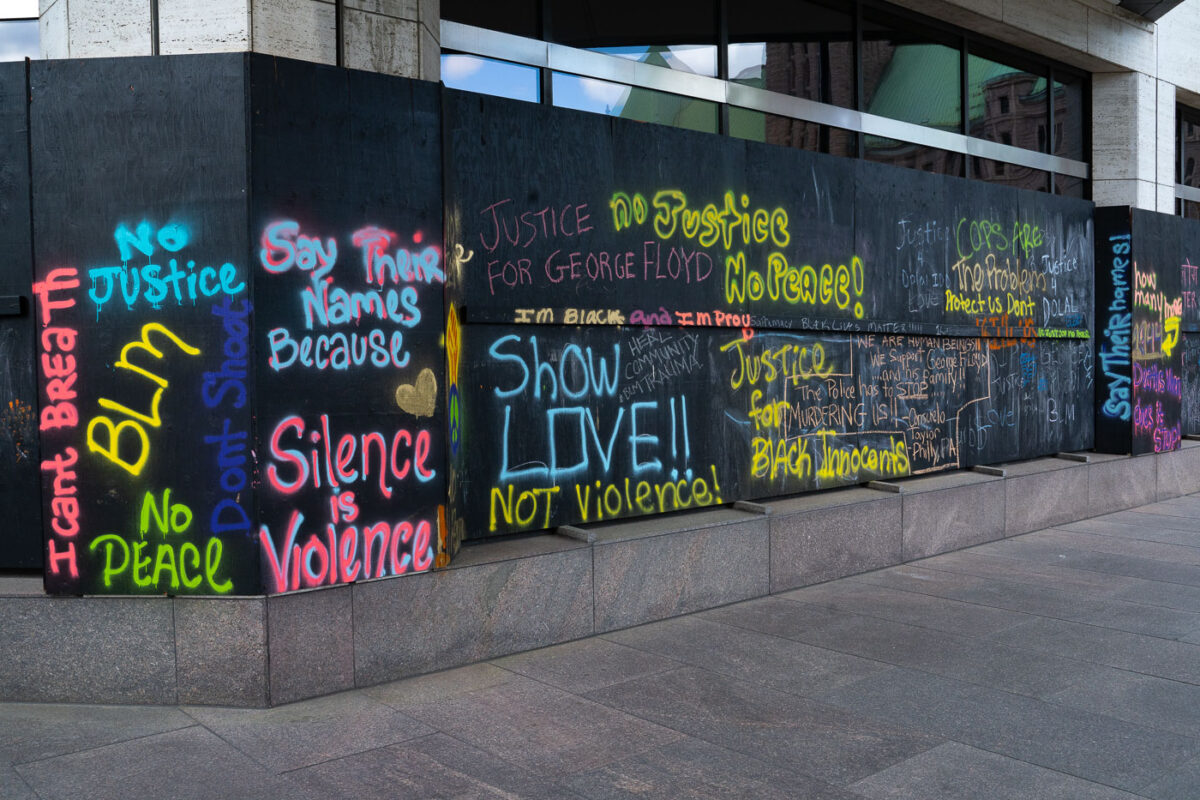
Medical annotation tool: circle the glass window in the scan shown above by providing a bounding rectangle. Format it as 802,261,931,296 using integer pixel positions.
971,157,1050,192
729,106,855,157
865,136,962,177
861,9,961,134
968,52,1046,153
1054,173,1084,199
442,0,540,38
0,18,37,62
727,0,854,108
1180,110,1200,191
1052,73,1084,163
549,0,717,78
552,72,718,133
441,54,541,104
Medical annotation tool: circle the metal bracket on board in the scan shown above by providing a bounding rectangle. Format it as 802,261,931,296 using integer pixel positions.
0,296,23,316
556,525,596,544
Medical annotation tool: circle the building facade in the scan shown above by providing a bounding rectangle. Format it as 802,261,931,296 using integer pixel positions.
2,0,1200,705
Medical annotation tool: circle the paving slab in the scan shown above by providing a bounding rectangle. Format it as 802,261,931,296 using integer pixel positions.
989,616,1200,684
1047,670,1200,739
182,690,433,773
401,674,685,777
0,765,37,800
7,490,1200,797
493,636,680,694
601,614,890,698
848,741,1144,800
820,667,1200,793
1141,755,1200,800
1111,578,1200,613
911,549,1141,597
14,726,324,800
855,563,1113,618
1091,509,1200,533
361,662,522,710
566,736,864,800
1059,517,1200,545
288,732,583,799
0,702,194,765
778,578,1033,637
704,595,1107,698
583,665,943,787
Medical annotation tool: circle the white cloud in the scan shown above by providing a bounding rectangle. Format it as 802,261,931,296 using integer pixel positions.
0,19,36,61
441,54,484,81
579,76,628,107
728,43,765,81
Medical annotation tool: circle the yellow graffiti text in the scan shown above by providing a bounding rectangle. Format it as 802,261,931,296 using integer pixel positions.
489,485,560,532
86,323,201,477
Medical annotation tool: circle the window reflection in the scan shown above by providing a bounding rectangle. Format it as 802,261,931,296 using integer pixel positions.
971,157,1050,192
552,72,718,133
549,0,717,78
862,10,961,133
439,0,1089,193
0,19,37,62
728,0,854,108
442,0,539,38
729,107,855,157
1180,112,1200,191
592,44,716,77
968,54,1046,155
441,54,541,103
865,136,962,176
1053,75,1084,163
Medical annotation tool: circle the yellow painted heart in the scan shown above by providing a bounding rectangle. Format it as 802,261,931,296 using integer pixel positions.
395,368,438,418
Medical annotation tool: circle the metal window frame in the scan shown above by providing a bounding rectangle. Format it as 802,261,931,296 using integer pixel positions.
441,20,1090,181
1178,184,1200,203
1177,105,1200,209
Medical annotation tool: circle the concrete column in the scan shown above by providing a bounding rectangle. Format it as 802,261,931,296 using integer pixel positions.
40,0,154,58
343,0,439,81
39,0,439,81
1092,71,1163,211
1157,79,1177,213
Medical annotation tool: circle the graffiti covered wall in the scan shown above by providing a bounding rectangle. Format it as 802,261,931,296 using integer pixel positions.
249,59,446,593
17,55,1106,592
444,92,1095,540
1094,208,1185,454
31,56,258,594
0,62,42,569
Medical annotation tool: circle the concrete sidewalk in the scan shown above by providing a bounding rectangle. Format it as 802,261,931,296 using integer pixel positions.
8,496,1200,799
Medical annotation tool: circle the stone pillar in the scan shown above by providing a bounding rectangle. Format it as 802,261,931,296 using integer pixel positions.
1092,71,1176,212
40,0,156,58
343,0,439,82
39,0,439,81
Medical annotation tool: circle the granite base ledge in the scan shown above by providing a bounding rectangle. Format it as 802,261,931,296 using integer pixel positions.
1156,440,1200,500
895,471,1006,561
999,457,1090,537
1086,451,1158,516
588,507,769,633
1,448,1196,707
765,487,902,593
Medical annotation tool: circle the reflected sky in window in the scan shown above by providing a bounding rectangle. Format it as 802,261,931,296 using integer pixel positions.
589,44,716,77
0,19,37,62
441,54,540,103
554,73,631,115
